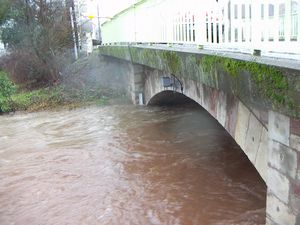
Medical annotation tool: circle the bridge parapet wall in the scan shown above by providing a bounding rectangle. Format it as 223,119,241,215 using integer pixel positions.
99,45,300,225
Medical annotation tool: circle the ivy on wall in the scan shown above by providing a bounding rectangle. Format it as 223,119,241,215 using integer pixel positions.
200,55,293,109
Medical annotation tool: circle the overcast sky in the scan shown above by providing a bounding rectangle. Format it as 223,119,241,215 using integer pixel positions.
97,0,137,18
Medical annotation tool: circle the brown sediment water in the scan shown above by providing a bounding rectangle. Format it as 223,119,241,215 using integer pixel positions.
0,105,266,225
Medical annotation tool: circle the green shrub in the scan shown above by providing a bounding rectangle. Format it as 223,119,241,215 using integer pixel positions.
11,87,64,111
0,71,15,113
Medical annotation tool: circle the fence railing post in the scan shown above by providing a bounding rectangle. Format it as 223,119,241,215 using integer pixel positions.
223,1,229,44
285,0,292,43
298,0,300,41
274,2,280,43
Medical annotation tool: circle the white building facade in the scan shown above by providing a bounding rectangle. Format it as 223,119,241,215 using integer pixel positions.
73,0,101,55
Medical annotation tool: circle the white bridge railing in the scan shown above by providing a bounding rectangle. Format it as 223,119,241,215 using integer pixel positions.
102,0,300,60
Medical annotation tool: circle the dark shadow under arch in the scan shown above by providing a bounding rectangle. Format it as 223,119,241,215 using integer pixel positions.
147,91,199,106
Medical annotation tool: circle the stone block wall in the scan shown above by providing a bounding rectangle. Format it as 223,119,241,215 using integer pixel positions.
267,113,300,225
127,64,146,105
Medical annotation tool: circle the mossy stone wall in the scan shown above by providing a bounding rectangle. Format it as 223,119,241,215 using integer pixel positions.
99,46,300,118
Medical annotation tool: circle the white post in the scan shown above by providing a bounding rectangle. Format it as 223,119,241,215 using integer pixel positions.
245,2,251,43
179,12,182,43
178,14,181,42
97,2,101,43
189,12,193,42
134,4,137,43
177,13,180,42
219,2,223,44
211,3,216,44
169,10,173,43
186,12,189,42
223,0,229,44
195,7,206,46
213,17,218,44
285,0,292,42
237,3,242,43
138,93,144,105
69,7,78,60
172,16,175,42
264,1,268,43
240,3,244,44
298,0,300,41
208,11,212,44
230,1,235,43
215,5,219,44
251,1,260,50
273,2,280,43
187,11,190,43
184,13,187,42
175,15,178,42
218,19,223,44
182,13,185,42
180,13,183,43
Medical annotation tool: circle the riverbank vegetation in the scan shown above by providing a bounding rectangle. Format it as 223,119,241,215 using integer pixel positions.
0,63,128,114
0,71,15,113
0,0,73,113
0,67,128,114
0,1,128,114
0,0,74,87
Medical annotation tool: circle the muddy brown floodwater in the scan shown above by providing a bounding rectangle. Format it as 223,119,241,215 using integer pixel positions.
0,104,266,225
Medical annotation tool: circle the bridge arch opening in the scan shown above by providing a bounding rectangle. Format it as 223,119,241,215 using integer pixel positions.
147,90,199,107
146,89,267,222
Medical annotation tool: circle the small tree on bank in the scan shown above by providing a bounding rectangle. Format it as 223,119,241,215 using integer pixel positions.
0,71,15,113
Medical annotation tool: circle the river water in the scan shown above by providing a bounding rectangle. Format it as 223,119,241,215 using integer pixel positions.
0,104,266,225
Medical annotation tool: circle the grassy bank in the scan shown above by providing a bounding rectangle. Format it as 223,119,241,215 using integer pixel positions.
8,85,129,113
2,83,124,114
1,53,130,114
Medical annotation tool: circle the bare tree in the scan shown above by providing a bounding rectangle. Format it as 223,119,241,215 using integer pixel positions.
1,0,74,88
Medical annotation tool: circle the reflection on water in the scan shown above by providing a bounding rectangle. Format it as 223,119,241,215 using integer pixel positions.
0,105,266,225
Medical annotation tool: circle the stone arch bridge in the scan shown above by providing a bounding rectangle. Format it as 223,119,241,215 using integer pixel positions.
99,45,300,225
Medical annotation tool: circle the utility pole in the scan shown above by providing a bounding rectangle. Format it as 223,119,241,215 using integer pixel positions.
96,2,102,44
66,0,79,57
70,7,78,60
